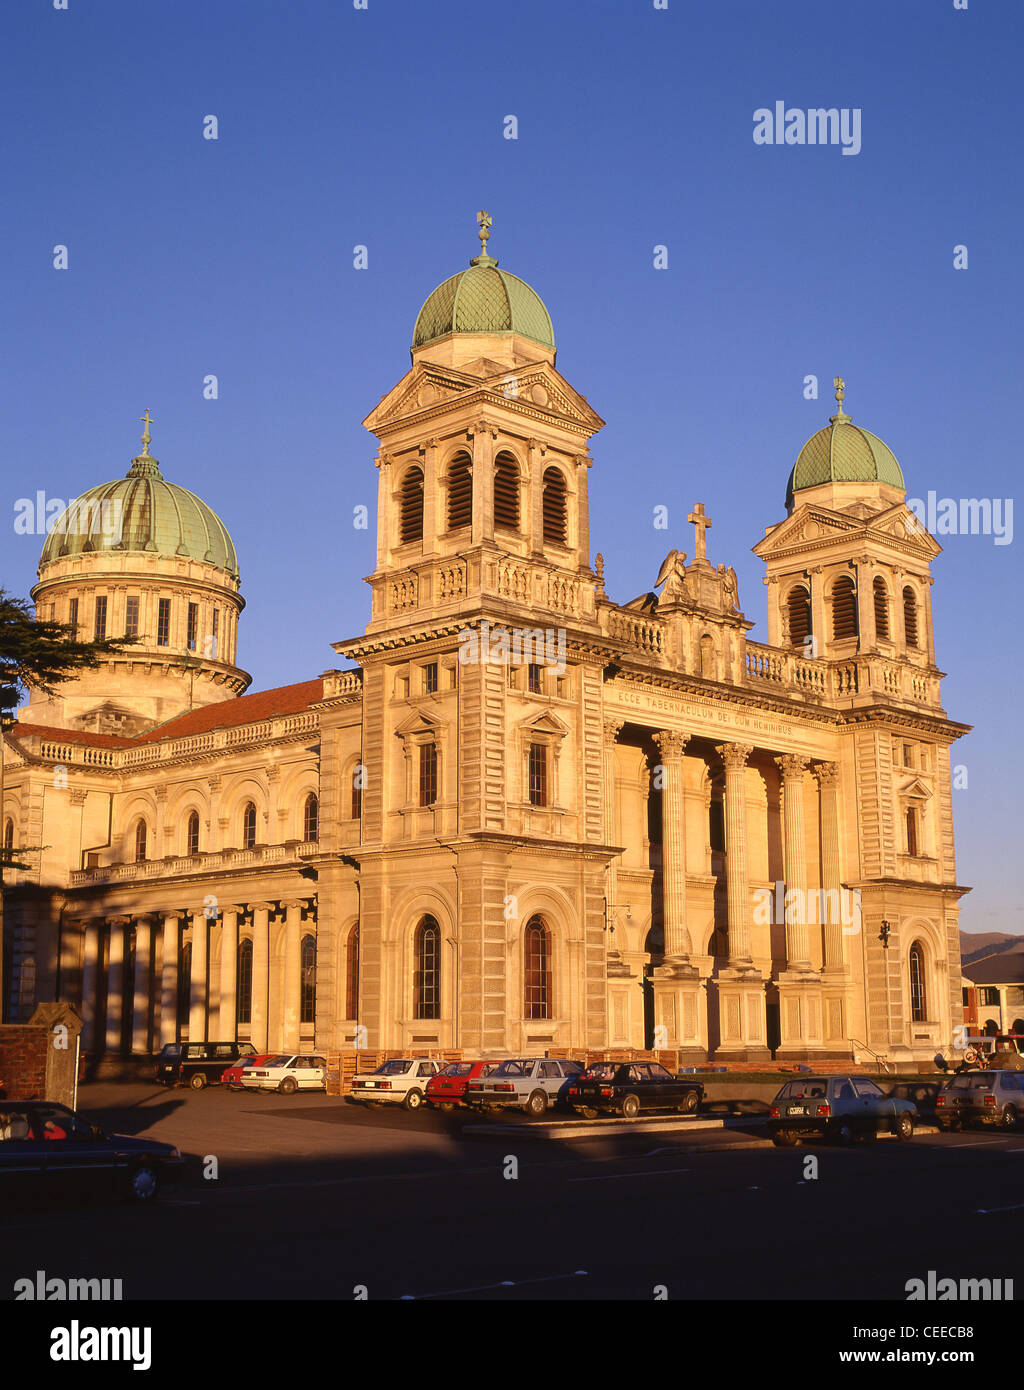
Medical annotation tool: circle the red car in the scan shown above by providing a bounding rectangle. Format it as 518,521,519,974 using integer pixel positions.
426,1060,499,1110
220,1054,273,1090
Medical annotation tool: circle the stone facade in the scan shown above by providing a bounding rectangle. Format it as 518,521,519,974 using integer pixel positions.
0,243,970,1068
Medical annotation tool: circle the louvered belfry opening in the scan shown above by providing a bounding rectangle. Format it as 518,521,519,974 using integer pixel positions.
399,465,424,543
787,584,811,647
873,576,890,639
831,575,858,641
542,466,567,543
903,586,919,647
447,452,473,530
493,452,520,529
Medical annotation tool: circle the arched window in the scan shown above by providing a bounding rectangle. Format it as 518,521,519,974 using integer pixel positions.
345,922,360,1020
186,811,200,857
542,467,568,544
399,465,424,544
908,942,927,1022
303,793,319,842
242,801,257,849
414,915,441,1019
831,575,858,641
493,452,520,529
134,818,148,863
447,453,473,530
2,818,13,851
699,633,716,679
873,576,890,639
236,939,253,1025
786,584,811,648
903,586,919,647
524,916,551,1020
300,934,317,1024
351,772,362,822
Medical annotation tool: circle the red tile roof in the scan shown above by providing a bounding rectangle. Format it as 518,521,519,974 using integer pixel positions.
10,678,325,750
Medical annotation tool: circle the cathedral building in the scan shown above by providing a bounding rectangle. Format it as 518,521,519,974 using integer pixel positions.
1,218,970,1067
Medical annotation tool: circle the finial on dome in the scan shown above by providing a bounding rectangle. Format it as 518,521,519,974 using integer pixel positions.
830,375,851,424
470,209,498,268
127,409,163,479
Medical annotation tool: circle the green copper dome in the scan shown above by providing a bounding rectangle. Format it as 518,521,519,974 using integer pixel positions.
413,254,555,350
39,449,239,579
786,387,905,507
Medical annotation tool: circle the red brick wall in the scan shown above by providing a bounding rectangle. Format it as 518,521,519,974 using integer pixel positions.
0,1026,50,1099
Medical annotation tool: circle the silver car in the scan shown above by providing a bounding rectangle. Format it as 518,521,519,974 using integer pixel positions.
936,1069,1024,1130
465,1057,584,1117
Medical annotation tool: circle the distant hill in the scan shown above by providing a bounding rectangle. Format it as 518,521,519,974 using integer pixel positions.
960,932,1024,966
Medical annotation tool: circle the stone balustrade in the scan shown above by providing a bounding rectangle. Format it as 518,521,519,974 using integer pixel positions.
69,839,320,887
744,642,941,706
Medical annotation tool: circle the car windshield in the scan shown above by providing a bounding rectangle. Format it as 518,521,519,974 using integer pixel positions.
158,1044,181,1057
440,1063,472,1076
778,1080,828,1100
494,1060,532,1076
377,1060,411,1076
264,1056,291,1067
581,1063,618,1080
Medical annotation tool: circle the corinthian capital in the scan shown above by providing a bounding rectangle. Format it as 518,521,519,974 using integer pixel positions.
653,730,690,760
812,761,840,788
603,718,624,745
774,753,809,781
715,742,753,771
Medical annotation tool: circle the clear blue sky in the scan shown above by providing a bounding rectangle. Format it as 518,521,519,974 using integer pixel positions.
2,0,1020,934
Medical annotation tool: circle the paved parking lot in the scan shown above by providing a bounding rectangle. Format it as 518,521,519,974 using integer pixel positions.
1,1081,1022,1301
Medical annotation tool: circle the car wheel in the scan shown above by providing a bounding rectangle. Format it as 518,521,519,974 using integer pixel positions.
680,1090,700,1115
578,1106,599,1120
189,1072,207,1091
127,1164,159,1203
772,1131,799,1147
834,1120,855,1145
1001,1104,1018,1130
279,1076,298,1095
895,1111,914,1141
403,1088,423,1111
526,1090,547,1118
621,1093,640,1121
435,1101,455,1112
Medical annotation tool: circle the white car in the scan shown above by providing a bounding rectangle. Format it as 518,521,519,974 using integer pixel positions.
240,1054,327,1094
349,1058,441,1110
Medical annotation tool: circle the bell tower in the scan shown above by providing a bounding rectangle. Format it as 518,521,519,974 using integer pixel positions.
755,378,941,685
360,214,605,636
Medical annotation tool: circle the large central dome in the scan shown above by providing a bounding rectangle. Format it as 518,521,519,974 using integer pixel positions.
39,449,239,578
412,215,554,350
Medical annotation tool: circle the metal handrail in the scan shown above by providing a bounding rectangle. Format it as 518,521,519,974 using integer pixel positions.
849,1038,892,1073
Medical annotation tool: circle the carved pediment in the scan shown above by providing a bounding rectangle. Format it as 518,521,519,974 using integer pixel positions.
898,777,933,800
365,364,481,429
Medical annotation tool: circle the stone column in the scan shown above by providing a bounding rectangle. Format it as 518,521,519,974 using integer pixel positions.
250,902,272,1052
189,909,209,1043
471,420,493,545
105,916,130,1053
814,763,845,969
218,906,239,1039
80,918,102,1051
282,899,304,1053
132,915,155,1054
652,730,691,960
527,438,545,556
575,454,592,570
716,743,754,965
775,754,812,968
160,913,180,1046
855,559,875,650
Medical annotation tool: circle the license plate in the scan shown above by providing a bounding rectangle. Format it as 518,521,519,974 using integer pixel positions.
789,1106,806,1115
363,1082,378,1088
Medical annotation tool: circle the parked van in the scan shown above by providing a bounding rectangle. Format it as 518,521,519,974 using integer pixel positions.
157,1041,257,1090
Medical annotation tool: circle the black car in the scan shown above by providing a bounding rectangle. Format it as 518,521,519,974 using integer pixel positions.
565,1061,704,1120
157,1040,256,1089
0,1100,184,1202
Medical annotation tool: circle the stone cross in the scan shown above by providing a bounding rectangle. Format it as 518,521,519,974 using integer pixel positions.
688,502,712,562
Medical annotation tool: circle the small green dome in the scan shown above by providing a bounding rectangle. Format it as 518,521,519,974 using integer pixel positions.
786,402,905,507
413,254,555,350
40,452,239,579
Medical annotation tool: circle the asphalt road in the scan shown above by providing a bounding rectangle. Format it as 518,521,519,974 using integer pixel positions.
1,1083,1020,1302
